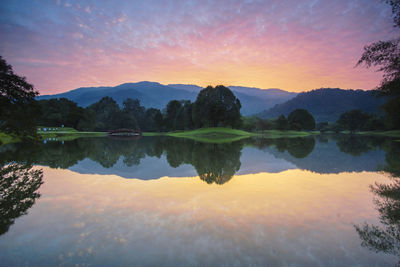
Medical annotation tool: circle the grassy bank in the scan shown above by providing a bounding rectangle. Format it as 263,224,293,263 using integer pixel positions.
257,130,318,138
165,127,256,143
144,128,318,143
39,128,106,141
355,130,400,138
0,132,20,145
4,126,400,146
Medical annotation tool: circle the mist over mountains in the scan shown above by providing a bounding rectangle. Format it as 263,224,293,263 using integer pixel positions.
38,82,385,120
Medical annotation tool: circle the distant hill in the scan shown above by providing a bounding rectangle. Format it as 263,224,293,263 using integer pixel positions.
257,88,387,122
37,82,195,110
38,82,297,115
168,84,297,115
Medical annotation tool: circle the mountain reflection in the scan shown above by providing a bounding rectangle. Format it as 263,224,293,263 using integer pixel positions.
355,142,400,262
0,164,43,235
0,135,397,181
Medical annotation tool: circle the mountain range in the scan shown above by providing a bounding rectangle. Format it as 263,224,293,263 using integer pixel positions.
38,82,386,120
37,81,297,115
257,88,387,122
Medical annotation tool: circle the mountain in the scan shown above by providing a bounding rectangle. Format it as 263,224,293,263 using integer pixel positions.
38,81,197,110
38,82,297,115
257,88,387,122
167,84,297,115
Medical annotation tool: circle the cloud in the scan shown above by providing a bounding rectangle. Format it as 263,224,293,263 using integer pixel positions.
0,0,396,94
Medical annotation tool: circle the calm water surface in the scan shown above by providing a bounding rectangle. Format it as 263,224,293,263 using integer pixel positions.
0,135,399,266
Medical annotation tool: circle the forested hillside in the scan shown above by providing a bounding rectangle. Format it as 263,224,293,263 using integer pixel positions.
257,88,387,122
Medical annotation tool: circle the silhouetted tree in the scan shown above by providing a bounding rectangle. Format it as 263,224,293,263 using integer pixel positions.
87,97,121,131
165,100,182,130
383,97,400,129
192,85,241,128
38,98,85,129
142,108,162,132
337,109,371,133
0,56,40,139
357,0,400,129
288,109,316,131
122,98,144,130
275,115,289,130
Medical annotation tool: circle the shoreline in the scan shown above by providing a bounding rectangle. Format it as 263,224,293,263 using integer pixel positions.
1,128,400,146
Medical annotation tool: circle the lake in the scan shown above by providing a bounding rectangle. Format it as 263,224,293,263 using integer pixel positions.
0,135,399,266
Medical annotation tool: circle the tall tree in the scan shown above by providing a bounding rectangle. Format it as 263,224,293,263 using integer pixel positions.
87,97,121,131
287,109,316,131
122,98,144,129
192,85,241,128
0,56,40,138
165,100,182,130
337,109,371,133
38,98,85,129
357,0,400,128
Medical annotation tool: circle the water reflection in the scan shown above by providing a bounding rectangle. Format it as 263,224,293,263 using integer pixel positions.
0,135,399,265
355,142,400,262
0,164,43,235
0,135,396,180
192,142,242,184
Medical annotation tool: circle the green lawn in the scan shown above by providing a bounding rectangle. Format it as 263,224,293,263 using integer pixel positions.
4,126,399,146
36,126,106,141
143,128,318,143
257,130,317,138
165,127,256,143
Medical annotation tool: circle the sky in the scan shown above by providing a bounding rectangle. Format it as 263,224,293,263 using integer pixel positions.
0,0,397,94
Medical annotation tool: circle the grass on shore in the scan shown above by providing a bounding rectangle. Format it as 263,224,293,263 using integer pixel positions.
356,130,400,138
0,132,20,145
257,130,318,138
36,126,106,141
3,126,400,146
144,128,317,143
166,127,256,143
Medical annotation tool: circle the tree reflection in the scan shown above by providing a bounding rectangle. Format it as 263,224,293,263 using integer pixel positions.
335,135,385,156
192,142,242,184
248,137,316,159
355,142,400,261
162,139,242,184
0,164,43,235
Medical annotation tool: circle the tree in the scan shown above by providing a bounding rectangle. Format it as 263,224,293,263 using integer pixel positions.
275,115,289,130
357,1,400,129
182,101,194,130
142,108,162,132
383,97,400,129
287,109,315,131
122,98,144,130
354,143,400,262
165,100,182,130
87,97,121,131
192,85,241,128
0,56,40,138
0,163,43,235
38,98,85,129
357,0,400,96
337,109,371,133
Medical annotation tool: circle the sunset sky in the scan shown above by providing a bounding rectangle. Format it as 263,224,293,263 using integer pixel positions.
0,0,397,94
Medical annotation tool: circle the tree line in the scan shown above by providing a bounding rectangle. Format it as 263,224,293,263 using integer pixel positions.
1,51,398,138
242,107,398,133
37,84,242,132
